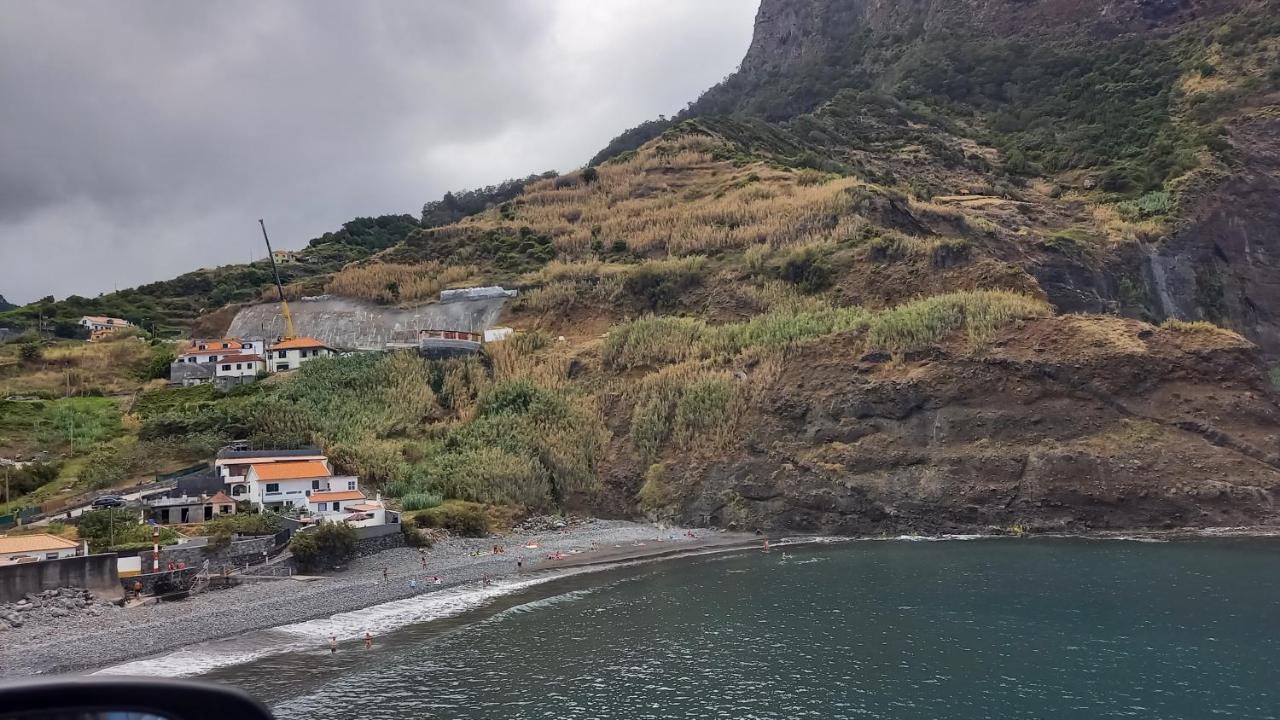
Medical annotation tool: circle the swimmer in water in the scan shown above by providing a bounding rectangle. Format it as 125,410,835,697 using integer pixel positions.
329,635,337,654
762,538,770,553
364,632,372,650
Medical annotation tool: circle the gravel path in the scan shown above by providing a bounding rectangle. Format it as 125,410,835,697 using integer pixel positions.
0,520,755,678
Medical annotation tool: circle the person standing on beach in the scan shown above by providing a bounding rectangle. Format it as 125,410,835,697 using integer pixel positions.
329,635,337,654
382,567,388,582
517,558,523,572
364,632,372,650
420,554,427,570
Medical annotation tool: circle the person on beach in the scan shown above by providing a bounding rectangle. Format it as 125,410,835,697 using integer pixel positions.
364,632,372,650
420,555,427,570
409,578,417,591
329,635,337,654
762,538,770,553
382,567,388,582
517,558,523,572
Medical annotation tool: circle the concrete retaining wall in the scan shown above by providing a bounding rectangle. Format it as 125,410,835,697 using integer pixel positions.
0,555,121,604
353,528,405,558
227,295,509,351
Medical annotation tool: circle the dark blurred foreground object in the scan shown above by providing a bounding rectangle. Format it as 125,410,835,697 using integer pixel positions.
0,676,273,720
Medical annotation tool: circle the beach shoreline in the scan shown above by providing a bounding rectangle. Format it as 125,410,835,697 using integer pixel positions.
0,520,758,678
4,521,1277,678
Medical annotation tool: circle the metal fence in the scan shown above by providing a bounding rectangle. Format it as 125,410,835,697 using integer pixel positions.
0,507,40,530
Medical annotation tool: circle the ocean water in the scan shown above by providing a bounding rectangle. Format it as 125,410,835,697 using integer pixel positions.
134,538,1280,719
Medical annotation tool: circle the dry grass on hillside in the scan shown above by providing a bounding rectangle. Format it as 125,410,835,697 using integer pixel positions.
326,261,479,304
0,337,153,397
453,134,874,257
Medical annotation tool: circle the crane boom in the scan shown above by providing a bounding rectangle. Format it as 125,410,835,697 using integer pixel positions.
258,219,296,340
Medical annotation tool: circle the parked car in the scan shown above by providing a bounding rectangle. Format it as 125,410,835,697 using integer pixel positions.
91,495,126,508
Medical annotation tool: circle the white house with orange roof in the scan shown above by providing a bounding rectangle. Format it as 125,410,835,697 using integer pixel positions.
268,336,335,372
243,458,359,511
0,533,82,565
79,316,132,341
214,353,266,380
307,492,400,528
176,338,244,366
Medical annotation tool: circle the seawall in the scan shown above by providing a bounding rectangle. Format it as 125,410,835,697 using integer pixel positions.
0,555,121,604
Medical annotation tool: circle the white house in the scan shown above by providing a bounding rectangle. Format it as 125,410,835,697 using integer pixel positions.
307,493,400,528
79,316,131,333
177,338,246,365
0,533,81,565
268,337,335,372
216,448,328,498
243,460,358,511
215,353,266,380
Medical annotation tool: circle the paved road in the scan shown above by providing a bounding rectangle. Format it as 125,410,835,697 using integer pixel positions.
30,483,174,525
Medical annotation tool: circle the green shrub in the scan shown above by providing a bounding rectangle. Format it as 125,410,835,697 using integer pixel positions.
617,257,706,312
865,291,1051,353
78,508,179,553
412,500,490,537
1270,365,1280,390
629,366,738,463
18,343,41,364
638,463,676,514
205,512,282,536
401,492,443,512
776,245,834,293
1116,190,1174,220
289,522,357,570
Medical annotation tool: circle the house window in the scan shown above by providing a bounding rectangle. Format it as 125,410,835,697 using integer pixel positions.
220,505,231,514
45,553,58,560
311,479,320,490
347,481,356,490
317,502,328,511
231,484,246,496
332,501,341,511
266,483,279,493
276,364,288,372
277,350,286,359
222,364,231,371
222,342,229,349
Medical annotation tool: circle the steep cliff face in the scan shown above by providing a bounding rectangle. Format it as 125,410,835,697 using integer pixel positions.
1144,111,1280,356
668,318,1280,533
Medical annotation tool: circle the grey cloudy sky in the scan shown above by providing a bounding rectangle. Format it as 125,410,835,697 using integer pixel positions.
0,1,758,304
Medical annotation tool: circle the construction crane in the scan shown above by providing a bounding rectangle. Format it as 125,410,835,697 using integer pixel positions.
258,219,296,341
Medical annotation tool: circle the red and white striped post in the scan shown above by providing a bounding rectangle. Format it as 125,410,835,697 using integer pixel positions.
151,526,160,572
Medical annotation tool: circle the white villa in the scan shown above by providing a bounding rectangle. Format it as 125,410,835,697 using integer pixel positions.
268,336,335,372
79,316,131,333
307,492,399,528
215,449,357,511
214,353,265,381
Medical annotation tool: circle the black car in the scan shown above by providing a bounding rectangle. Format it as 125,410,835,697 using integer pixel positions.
90,495,126,508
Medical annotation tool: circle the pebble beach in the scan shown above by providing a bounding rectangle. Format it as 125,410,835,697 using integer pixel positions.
0,520,755,678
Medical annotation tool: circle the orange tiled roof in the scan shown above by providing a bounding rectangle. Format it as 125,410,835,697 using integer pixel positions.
207,491,234,505
309,490,365,503
0,533,79,554
272,337,329,350
251,461,331,481
219,354,263,363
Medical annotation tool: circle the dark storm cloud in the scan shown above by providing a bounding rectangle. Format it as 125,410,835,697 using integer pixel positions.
0,1,757,304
